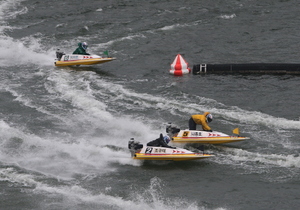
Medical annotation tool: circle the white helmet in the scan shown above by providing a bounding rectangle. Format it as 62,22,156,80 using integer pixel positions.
82,42,88,50
206,114,213,123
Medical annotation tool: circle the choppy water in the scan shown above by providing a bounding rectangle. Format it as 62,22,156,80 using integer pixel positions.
0,0,300,209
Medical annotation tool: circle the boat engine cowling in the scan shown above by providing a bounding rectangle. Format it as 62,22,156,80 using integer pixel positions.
166,123,180,135
128,139,143,150
128,139,143,156
56,49,65,61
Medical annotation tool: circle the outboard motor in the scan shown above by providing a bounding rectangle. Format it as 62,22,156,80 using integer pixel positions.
166,123,180,136
56,49,65,61
128,138,143,157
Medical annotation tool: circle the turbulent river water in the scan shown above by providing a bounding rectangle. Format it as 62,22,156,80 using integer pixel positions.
0,0,300,209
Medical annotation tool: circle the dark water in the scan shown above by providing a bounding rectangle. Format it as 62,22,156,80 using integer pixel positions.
1,0,300,209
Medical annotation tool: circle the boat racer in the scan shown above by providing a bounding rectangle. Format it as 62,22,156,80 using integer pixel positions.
147,133,175,148
73,42,90,55
189,112,213,131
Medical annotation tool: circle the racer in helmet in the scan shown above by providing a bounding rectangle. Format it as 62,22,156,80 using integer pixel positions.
73,42,90,55
189,112,213,131
147,133,175,148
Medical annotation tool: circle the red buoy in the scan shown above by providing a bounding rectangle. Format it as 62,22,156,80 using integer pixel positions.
169,54,191,76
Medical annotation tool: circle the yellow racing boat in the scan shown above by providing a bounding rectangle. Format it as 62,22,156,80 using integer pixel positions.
54,50,116,67
172,129,249,144
166,124,250,144
128,140,213,161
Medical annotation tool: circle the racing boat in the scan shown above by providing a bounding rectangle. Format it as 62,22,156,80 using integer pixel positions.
172,129,250,144
128,139,213,161
166,124,250,144
54,50,116,67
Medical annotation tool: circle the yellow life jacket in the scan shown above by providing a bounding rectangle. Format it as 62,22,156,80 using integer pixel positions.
191,112,212,131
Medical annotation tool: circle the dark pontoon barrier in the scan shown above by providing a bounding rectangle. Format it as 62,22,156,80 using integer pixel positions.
192,63,300,75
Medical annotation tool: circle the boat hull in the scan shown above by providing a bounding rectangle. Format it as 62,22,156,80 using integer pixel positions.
128,141,214,161
54,54,116,66
172,130,250,144
133,153,213,161
172,136,249,144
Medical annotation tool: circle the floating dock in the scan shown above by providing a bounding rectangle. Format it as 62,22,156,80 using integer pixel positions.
192,63,300,75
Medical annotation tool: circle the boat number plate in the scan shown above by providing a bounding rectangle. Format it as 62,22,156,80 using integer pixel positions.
145,147,153,153
183,131,189,137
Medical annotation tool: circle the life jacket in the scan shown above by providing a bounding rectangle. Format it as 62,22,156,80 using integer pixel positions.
191,112,212,131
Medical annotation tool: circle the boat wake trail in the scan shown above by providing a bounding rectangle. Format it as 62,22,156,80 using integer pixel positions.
0,168,224,210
